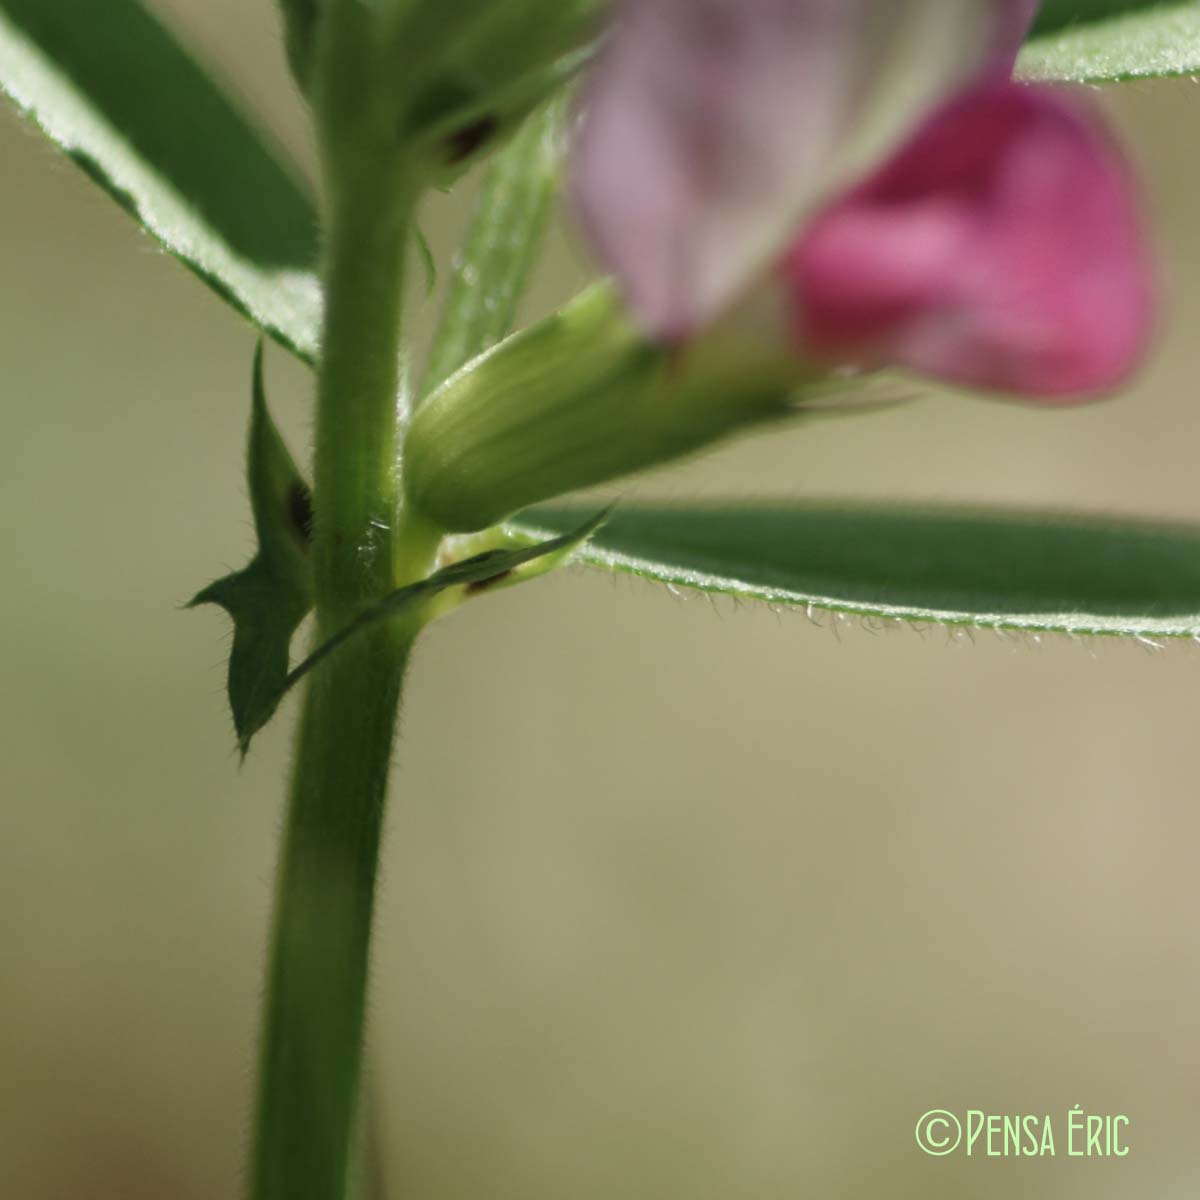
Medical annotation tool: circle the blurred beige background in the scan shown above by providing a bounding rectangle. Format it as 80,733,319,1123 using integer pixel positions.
3,4,1200,1197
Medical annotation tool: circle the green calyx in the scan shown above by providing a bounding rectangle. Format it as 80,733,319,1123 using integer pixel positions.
403,283,814,534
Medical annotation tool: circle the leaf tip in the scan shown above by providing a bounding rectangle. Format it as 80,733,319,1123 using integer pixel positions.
251,338,267,414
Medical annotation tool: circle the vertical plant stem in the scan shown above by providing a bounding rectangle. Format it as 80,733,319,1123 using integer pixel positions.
249,10,439,1197
251,625,410,1200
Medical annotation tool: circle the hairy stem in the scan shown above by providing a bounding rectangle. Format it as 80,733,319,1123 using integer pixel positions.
249,9,439,1197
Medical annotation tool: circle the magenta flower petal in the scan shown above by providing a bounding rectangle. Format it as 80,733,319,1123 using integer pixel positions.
785,82,1154,399
572,1,1038,341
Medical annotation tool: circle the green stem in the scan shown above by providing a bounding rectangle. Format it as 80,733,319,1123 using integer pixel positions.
249,10,439,1196
251,625,413,1200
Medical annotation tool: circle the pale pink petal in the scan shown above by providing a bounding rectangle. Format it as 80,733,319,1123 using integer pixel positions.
785,82,1154,399
572,0,1034,341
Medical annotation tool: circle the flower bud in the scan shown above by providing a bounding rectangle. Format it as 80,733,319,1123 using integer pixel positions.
403,284,815,533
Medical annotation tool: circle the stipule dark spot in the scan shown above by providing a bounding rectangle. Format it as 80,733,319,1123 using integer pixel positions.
444,116,500,165
466,569,514,596
288,481,315,546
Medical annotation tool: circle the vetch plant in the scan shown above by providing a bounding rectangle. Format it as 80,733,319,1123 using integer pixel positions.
4,0,1200,1196
409,0,1154,531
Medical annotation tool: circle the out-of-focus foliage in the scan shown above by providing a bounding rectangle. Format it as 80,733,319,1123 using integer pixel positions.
1021,0,1200,81
0,0,322,360
419,100,565,399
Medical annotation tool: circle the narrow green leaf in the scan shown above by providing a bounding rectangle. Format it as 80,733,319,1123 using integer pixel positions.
414,226,439,297
190,347,315,754
419,99,565,399
0,0,322,361
1019,0,1200,82
234,510,607,751
290,510,605,687
512,503,1200,640
1032,0,1163,36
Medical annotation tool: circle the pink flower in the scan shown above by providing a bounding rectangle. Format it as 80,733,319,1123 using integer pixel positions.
788,82,1152,397
572,0,1154,399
